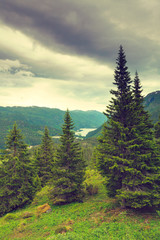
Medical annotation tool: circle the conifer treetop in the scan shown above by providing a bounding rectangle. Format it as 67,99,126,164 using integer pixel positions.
113,45,132,93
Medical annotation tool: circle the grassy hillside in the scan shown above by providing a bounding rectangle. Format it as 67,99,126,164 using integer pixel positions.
0,170,160,240
0,107,105,148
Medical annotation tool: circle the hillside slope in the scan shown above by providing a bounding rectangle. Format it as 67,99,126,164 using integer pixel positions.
86,90,160,138
144,90,160,123
0,106,106,148
0,171,160,239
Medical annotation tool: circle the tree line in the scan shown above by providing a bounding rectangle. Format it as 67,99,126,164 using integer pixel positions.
0,110,86,216
1,45,160,216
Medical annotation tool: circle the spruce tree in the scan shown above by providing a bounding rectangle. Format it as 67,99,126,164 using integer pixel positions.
119,71,160,209
35,126,54,186
97,46,134,198
5,122,27,157
154,117,160,139
97,46,160,209
50,109,86,204
0,122,40,216
133,71,153,129
154,117,160,155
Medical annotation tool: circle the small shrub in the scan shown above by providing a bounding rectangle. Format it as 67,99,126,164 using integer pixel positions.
43,232,51,237
85,183,99,195
55,226,67,234
84,169,101,196
32,185,51,206
31,197,38,206
55,225,73,235
3,213,18,221
65,219,74,225
16,221,27,233
20,211,34,219
52,197,67,205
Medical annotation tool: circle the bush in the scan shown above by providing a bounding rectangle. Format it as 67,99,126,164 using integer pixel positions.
3,213,18,221
85,183,98,195
55,226,72,234
83,169,102,196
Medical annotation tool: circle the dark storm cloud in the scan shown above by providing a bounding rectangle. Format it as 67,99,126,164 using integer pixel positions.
0,0,120,65
0,0,160,110
0,0,160,77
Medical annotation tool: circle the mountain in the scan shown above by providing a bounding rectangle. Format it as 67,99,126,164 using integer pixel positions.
143,90,160,123
86,90,160,138
86,124,103,138
0,106,106,148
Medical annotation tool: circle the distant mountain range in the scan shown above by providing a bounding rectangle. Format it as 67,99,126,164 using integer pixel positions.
0,90,159,148
0,106,106,148
143,90,160,122
86,91,160,138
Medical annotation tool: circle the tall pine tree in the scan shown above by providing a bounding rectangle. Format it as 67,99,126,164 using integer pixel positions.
154,117,160,139
50,110,86,204
0,122,40,216
97,46,134,198
97,46,160,209
34,126,54,186
154,117,160,159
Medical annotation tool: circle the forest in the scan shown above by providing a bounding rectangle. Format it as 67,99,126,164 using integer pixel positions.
0,107,106,148
1,46,160,239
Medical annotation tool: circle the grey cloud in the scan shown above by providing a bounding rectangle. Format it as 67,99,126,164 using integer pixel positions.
0,1,119,63
0,59,35,87
0,73,34,88
0,0,160,80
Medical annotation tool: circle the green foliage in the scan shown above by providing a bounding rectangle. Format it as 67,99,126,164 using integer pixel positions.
96,46,160,209
80,138,98,168
144,91,160,123
154,117,160,163
0,106,105,148
1,174,160,240
3,213,18,221
0,123,40,217
34,127,55,186
86,90,160,140
84,169,103,196
50,110,86,204
154,117,160,139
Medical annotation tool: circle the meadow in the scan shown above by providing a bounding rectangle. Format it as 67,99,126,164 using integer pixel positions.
0,170,160,240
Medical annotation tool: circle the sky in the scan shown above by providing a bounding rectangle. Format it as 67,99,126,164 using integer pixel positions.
0,0,159,112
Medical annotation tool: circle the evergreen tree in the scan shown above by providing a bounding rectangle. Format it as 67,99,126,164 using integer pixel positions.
97,46,134,197
0,122,40,216
5,122,27,157
133,71,153,129
35,126,54,186
97,46,160,209
50,109,86,204
154,116,160,154
154,117,160,139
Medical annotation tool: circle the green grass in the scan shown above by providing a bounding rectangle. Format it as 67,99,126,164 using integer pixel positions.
0,171,160,240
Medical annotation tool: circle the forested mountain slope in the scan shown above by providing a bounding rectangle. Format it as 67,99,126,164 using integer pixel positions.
86,90,160,138
144,90,160,122
0,106,105,148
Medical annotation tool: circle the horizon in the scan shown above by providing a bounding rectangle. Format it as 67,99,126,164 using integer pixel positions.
0,104,104,113
0,89,157,113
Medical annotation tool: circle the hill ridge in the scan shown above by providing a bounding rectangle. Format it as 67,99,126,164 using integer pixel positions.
0,106,106,148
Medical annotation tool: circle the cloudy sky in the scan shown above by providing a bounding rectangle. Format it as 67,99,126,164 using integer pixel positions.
0,0,159,112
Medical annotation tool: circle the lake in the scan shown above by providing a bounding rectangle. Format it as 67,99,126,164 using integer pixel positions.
52,128,96,139
75,128,96,137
